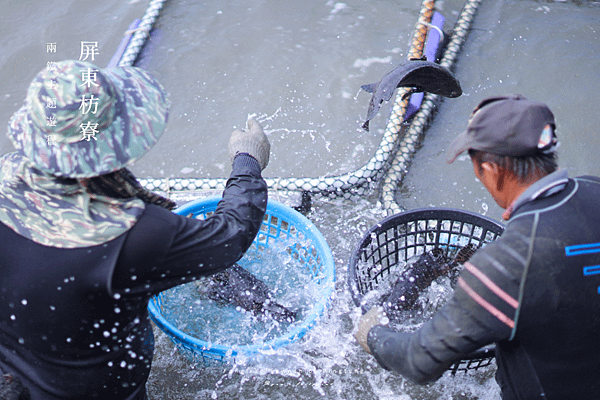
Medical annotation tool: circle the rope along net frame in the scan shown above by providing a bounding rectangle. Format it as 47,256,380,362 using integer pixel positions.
117,0,482,212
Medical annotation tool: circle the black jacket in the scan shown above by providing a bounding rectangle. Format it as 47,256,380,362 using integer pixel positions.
0,154,267,399
368,171,600,400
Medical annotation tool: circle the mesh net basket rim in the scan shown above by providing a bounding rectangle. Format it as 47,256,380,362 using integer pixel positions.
347,207,505,371
148,196,335,362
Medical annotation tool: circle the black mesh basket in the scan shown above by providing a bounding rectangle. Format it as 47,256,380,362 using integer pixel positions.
348,208,505,373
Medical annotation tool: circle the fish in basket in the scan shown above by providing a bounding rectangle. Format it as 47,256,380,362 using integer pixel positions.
194,264,298,323
381,244,477,319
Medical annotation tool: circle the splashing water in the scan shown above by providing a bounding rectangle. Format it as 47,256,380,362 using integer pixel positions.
147,197,501,400
159,238,325,350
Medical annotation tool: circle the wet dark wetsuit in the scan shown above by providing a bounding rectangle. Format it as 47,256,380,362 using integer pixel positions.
0,154,267,400
367,170,600,400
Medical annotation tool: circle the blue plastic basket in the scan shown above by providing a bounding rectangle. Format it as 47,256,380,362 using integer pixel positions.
148,196,335,363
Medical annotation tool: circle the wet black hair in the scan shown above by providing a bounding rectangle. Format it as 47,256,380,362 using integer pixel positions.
81,168,177,210
468,149,558,183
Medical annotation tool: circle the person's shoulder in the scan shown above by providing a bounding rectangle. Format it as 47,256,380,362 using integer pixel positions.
472,217,536,266
140,203,212,235
574,175,600,185
137,204,181,229
505,210,537,231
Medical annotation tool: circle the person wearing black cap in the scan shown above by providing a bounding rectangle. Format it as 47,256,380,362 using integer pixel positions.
355,95,600,399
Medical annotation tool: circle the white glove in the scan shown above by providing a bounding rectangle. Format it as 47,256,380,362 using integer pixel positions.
228,117,270,171
354,306,386,354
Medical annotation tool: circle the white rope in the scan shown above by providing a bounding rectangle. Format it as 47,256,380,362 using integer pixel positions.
118,0,169,67
132,0,483,204
381,0,484,215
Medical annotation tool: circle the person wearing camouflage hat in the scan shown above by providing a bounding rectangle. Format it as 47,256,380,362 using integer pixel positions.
355,95,600,399
0,60,270,400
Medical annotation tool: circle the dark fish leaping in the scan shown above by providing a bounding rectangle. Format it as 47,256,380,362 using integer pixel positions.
360,59,462,131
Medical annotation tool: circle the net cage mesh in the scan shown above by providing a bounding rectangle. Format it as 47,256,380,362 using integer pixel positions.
348,208,504,373
148,198,335,364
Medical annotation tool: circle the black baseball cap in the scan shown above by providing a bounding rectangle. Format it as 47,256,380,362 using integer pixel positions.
446,95,558,163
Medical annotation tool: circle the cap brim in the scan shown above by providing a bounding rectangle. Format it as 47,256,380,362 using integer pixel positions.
446,130,471,164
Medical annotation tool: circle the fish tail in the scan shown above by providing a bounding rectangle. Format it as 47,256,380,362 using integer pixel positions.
361,83,377,93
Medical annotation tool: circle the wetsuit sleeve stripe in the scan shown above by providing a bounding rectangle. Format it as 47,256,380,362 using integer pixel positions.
464,262,519,309
458,277,515,329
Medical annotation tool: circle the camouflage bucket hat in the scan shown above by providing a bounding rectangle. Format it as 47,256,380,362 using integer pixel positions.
7,60,170,178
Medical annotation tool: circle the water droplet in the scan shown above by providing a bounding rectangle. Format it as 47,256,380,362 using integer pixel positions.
18,338,24,344
120,361,127,368
21,299,27,306
107,361,113,367
49,305,56,311
113,293,121,300
114,307,121,314
10,315,16,321
103,331,110,338
131,275,137,281
66,337,72,343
